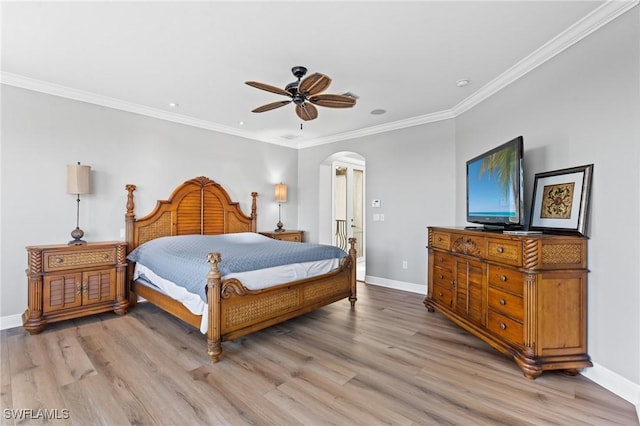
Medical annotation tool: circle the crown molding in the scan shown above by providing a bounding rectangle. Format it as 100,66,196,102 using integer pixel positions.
295,109,457,149
2,0,636,150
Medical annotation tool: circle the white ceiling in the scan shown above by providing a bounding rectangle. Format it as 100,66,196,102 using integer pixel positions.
2,1,633,148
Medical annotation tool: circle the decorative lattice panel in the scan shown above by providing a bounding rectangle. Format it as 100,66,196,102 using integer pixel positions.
225,290,300,329
541,244,583,265
138,211,172,244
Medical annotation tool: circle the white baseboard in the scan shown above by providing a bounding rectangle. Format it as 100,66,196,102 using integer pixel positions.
364,275,639,422
364,275,426,295
581,363,640,421
0,313,23,331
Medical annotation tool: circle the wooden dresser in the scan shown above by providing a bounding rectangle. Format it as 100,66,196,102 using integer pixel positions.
424,227,591,379
259,230,304,242
23,241,129,334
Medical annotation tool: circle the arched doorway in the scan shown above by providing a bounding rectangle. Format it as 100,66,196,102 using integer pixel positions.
319,151,366,281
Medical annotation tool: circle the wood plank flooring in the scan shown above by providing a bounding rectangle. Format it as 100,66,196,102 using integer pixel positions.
2,282,638,425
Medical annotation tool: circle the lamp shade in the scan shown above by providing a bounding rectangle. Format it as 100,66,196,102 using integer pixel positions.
274,183,287,203
67,163,91,195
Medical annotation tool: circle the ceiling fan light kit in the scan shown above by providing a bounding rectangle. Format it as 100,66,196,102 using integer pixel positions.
245,66,356,121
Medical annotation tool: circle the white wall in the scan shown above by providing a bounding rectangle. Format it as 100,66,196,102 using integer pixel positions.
297,120,457,291
454,7,640,390
0,85,298,321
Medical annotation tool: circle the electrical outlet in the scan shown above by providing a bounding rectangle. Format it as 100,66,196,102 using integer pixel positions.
402,261,408,269
380,214,385,221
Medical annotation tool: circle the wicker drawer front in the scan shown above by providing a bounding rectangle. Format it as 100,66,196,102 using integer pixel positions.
44,249,116,272
488,310,523,345
487,265,523,296
431,231,450,250
486,238,521,266
488,287,524,321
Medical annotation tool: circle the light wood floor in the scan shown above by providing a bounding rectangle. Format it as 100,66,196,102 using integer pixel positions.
2,282,638,425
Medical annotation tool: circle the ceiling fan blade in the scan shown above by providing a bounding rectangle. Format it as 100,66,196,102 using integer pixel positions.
245,81,292,97
296,103,318,121
309,94,357,108
251,100,292,113
298,73,332,96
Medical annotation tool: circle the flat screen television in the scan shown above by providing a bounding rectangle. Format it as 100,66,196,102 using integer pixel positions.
466,136,524,230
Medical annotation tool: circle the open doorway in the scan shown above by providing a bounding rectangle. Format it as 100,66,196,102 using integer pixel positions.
319,152,366,282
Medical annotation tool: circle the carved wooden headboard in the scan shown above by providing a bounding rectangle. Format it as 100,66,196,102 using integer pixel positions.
125,176,257,251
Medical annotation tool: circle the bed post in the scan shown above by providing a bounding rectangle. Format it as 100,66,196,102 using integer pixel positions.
250,192,258,232
207,252,223,363
348,237,357,307
125,184,137,305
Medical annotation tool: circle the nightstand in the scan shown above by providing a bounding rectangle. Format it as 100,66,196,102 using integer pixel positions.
259,230,305,243
23,241,129,334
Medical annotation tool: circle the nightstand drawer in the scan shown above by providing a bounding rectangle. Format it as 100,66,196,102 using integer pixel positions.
44,248,116,272
260,230,304,243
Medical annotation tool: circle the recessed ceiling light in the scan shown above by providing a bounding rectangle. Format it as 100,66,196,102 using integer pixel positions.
456,79,470,87
370,109,386,115
169,102,179,107
239,121,244,126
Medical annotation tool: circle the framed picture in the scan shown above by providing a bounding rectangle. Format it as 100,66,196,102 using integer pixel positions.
529,164,593,235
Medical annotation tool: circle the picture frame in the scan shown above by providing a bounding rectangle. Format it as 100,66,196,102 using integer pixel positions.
529,164,593,236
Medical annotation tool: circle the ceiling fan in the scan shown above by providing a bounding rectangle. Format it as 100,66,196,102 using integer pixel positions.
245,66,356,121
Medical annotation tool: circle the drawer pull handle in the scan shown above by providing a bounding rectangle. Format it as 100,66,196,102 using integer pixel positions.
438,292,443,297
500,323,507,330
102,254,109,259
451,280,456,288
500,275,507,282
499,298,506,305
438,274,444,280
55,257,64,263
497,247,504,253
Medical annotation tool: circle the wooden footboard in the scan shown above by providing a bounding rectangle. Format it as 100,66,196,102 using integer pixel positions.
206,238,357,362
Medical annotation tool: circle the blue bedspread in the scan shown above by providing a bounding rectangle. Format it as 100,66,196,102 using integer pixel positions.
127,232,348,302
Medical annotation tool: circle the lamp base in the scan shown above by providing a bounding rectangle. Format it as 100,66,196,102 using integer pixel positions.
274,221,285,232
69,227,87,245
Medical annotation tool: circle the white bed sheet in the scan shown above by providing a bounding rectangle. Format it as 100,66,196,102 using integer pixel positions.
133,258,341,333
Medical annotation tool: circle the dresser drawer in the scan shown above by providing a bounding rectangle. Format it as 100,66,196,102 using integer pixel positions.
488,287,524,321
486,238,521,266
487,265,523,296
488,309,523,345
431,252,454,271
432,266,453,288
44,248,116,272
431,231,450,250
432,283,453,308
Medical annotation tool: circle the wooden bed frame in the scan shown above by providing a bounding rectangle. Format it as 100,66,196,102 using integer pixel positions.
125,176,357,362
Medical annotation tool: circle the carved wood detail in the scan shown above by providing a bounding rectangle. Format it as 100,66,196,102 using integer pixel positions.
451,237,481,256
